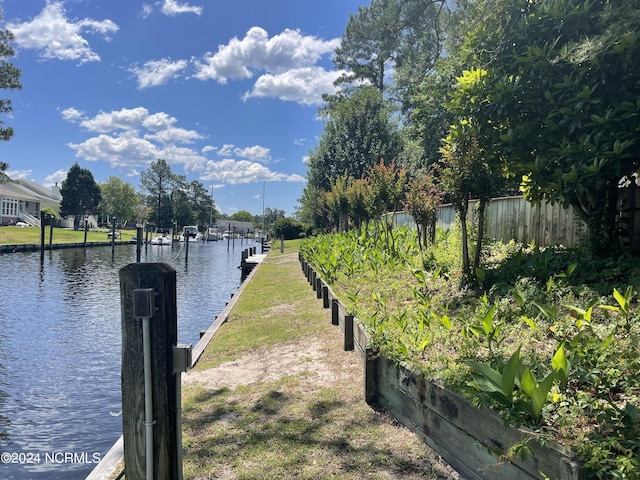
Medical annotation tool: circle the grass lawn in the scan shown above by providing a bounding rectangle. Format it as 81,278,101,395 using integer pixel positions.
181,241,459,480
0,225,136,245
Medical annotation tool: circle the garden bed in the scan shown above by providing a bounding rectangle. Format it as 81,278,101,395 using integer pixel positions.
301,254,587,480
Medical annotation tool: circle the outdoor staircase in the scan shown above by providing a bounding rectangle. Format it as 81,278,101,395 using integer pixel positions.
18,211,41,227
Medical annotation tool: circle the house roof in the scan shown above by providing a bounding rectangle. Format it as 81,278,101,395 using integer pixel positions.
18,179,61,201
0,183,41,201
215,220,255,232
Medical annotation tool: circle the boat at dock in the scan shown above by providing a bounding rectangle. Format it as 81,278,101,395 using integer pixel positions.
179,225,203,242
150,234,172,245
206,226,221,241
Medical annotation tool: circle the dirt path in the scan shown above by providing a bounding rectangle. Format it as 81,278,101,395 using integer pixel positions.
181,250,462,480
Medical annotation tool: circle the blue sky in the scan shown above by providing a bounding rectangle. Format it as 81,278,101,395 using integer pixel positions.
0,0,363,217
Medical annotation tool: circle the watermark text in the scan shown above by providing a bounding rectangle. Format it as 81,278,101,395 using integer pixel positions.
1,451,101,465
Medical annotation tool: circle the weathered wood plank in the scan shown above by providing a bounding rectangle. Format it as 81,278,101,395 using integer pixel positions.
119,263,179,480
375,357,584,480
86,435,124,480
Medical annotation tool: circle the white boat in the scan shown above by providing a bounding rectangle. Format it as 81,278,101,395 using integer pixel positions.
180,225,203,242
150,234,172,246
206,226,221,241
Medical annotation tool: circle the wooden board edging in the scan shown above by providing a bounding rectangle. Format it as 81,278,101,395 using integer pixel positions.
375,357,586,480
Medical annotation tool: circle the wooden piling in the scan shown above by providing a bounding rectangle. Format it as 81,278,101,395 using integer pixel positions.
39,211,45,260
119,263,179,480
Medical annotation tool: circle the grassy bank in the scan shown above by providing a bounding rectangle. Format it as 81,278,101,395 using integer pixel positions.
0,225,135,245
181,240,459,480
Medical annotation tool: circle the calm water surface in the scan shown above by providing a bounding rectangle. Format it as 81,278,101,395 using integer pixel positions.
0,240,251,479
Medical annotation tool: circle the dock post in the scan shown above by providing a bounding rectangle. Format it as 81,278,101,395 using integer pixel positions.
49,215,54,247
39,211,45,260
136,226,143,262
185,230,189,262
111,217,117,260
119,263,180,480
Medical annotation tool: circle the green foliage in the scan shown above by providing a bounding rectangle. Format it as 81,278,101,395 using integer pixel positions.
59,163,102,220
99,176,138,224
139,158,186,228
272,217,304,240
301,228,640,478
306,86,402,194
0,20,22,143
230,210,254,223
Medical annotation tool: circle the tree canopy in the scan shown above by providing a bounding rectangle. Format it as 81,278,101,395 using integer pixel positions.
139,159,186,228
0,19,22,144
60,163,101,220
99,176,139,224
304,0,640,257
306,86,402,193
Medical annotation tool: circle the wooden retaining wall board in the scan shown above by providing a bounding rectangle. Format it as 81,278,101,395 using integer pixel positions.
373,357,585,480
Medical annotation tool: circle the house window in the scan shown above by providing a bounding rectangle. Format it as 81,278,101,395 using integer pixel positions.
2,198,19,216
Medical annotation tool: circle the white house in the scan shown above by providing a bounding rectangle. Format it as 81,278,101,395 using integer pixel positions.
0,180,62,227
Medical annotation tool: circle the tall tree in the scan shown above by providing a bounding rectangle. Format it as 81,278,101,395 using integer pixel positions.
230,210,254,223
139,159,185,228
0,20,22,143
306,86,402,193
99,176,138,225
187,180,216,228
334,0,450,107
442,67,514,275
59,163,101,226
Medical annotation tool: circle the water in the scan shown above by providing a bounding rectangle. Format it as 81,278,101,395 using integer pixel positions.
0,240,251,479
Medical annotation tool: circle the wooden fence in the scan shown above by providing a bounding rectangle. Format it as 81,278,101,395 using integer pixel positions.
389,196,588,248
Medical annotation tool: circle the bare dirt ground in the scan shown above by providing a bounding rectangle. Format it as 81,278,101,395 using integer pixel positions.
184,339,339,391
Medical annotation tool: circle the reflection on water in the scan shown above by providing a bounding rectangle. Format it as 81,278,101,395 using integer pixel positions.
0,241,246,479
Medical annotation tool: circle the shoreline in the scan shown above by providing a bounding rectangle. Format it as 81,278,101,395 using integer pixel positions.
0,240,133,253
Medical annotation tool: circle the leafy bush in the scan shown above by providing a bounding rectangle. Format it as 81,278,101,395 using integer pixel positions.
272,217,304,240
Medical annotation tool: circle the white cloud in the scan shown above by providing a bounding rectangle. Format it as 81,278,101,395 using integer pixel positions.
7,2,119,63
60,107,84,123
234,145,271,162
129,58,189,89
6,169,31,180
61,107,294,186
193,27,339,83
217,144,236,156
141,4,154,18
202,159,304,184
244,67,343,105
80,107,150,133
161,0,203,16
68,134,161,166
63,107,208,172
215,144,271,162
43,169,68,187
143,112,177,131
145,126,204,145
